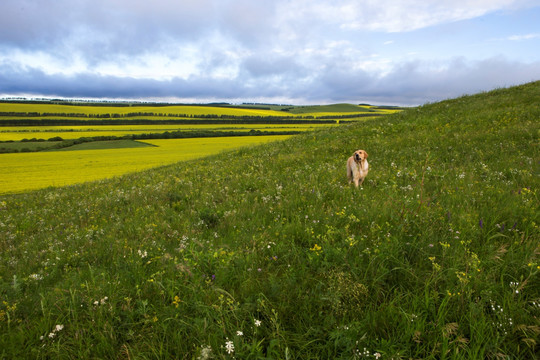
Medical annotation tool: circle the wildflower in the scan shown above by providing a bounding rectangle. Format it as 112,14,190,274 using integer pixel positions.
138,249,148,258
93,296,108,306
198,345,213,360
236,330,243,336
254,319,262,327
374,352,382,359
509,281,520,294
224,339,234,354
29,273,43,281
45,324,64,340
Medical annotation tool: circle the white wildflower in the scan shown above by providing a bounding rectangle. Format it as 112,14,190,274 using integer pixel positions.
225,339,235,354
29,273,43,281
510,281,520,293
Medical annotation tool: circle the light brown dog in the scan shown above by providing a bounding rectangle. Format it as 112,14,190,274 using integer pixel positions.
347,150,369,187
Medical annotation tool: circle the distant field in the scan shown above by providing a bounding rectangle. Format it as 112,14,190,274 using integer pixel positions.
0,102,394,120
273,103,377,113
0,101,397,193
50,139,154,151
0,103,294,118
0,124,331,141
0,135,291,194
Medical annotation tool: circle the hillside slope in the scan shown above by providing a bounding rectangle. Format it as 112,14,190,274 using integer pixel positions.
0,82,539,358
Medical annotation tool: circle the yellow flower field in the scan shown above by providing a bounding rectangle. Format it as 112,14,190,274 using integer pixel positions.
0,103,294,117
0,124,330,141
0,135,291,194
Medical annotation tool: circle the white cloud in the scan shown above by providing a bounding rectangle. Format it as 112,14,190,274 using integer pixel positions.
507,33,540,41
338,0,522,32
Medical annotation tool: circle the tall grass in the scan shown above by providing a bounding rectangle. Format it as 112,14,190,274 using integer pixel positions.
0,82,539,359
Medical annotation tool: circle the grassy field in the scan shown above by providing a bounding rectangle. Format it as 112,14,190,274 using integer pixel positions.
0,136,291,194
51,140,155,151
0,82,539,359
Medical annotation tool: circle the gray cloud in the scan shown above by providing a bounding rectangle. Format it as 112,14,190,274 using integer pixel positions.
2,57,539,105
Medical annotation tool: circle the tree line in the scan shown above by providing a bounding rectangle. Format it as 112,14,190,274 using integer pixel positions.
0,118,348,126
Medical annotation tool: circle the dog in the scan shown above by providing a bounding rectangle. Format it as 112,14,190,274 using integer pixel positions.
347,150,369,187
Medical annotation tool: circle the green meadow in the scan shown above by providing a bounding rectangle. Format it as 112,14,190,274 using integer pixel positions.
0,82,539,358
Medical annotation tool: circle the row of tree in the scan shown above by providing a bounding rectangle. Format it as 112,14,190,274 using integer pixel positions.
0,118,345,126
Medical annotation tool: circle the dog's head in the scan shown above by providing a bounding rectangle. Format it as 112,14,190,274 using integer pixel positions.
353,149,368,162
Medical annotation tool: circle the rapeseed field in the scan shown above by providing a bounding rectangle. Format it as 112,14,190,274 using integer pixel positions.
0,135,291,194
0,124,328,141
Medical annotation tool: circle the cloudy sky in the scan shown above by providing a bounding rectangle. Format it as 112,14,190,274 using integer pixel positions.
1,0,539,105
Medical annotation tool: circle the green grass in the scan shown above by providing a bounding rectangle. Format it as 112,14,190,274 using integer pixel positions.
52,140,155,151
0,82,539,359
272,103,376,114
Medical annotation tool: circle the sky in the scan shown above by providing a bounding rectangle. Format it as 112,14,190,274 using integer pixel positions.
1,0,540,106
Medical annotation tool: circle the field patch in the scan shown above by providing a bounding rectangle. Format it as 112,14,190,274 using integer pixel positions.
52,139,154,151
0,135,291,194
0,124,328,142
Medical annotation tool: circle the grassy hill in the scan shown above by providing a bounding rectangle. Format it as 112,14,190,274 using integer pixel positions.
0,82,539,358
274,103,376,114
